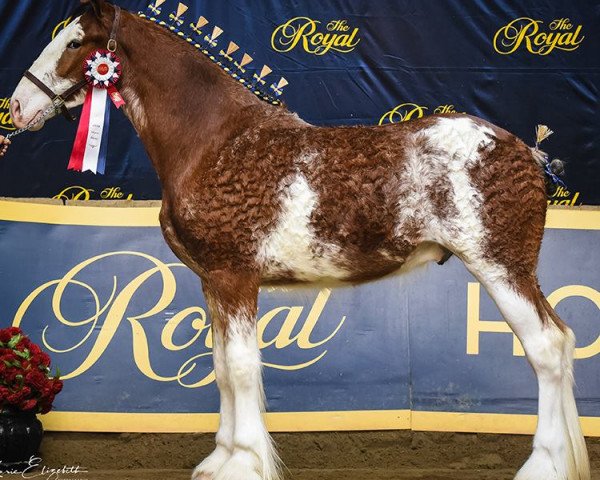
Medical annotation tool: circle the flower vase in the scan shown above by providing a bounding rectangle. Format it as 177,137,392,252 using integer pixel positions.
0,408,43,471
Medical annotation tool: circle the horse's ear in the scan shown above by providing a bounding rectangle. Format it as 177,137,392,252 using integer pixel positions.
80,0,105,18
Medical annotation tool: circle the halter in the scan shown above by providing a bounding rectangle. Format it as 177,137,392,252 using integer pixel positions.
23,5,122,122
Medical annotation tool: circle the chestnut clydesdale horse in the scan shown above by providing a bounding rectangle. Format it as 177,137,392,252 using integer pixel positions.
9,1,590,479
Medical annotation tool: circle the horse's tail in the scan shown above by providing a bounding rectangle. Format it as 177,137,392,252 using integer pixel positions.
530,125,566,195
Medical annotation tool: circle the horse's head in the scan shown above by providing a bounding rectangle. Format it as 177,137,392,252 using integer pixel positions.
10,0,118,130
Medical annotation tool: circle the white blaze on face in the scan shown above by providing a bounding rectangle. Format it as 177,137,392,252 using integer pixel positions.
11,17,85,126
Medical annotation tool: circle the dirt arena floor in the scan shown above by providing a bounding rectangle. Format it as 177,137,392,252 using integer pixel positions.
5,431,596,480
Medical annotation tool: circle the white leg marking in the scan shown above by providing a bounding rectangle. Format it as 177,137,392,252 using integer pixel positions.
258,173,347,281
193,333,234,480
483,280,589,480
215,315,280,480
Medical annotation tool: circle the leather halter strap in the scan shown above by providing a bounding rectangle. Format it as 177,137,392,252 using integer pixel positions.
23,71,87,121
22,5,122,122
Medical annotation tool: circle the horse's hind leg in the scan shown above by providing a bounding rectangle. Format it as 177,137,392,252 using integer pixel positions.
473,270,590,480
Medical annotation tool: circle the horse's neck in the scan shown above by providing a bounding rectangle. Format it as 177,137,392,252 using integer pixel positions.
117,11,272,187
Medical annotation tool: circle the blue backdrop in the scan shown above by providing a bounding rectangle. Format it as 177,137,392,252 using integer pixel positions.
0,0,598,204
0,209,598,425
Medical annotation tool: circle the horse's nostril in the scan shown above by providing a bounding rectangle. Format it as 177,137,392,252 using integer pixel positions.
10,99,21,122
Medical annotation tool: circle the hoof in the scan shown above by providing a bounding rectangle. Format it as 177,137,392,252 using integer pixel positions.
214,452,262,480
192,474,213,480
515,449,563,480
192,446,232,480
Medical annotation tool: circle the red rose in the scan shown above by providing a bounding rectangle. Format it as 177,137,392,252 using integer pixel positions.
25,370,46,391
29,344,42,356
6,391,24,405
51,380,63,394
3,367,19,383
37,352,51,368
0,329,62,413
39,384,53,398
16,337,31,350
0,351,18,363
19,398,37,411
0,330,11,344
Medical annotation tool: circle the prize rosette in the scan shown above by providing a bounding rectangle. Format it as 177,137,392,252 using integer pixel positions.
68,49,126,174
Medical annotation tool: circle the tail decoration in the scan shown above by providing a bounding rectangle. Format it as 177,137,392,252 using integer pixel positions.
139,1,288,105
532,124,566,191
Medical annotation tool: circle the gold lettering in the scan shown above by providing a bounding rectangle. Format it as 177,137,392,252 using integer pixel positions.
14,252,346,387
547,286,600,359
52,17,72,40
0,110,15,131
272,17,360,55
379,103,428,125
493,17,584,56
467,282,599,359
466,282,524,356
53,186,94,201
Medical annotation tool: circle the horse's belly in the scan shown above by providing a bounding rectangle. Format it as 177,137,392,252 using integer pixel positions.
258,228,350,282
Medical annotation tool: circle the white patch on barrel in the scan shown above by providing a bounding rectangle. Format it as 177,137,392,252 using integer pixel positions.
419,116,506,282
258,173,347,281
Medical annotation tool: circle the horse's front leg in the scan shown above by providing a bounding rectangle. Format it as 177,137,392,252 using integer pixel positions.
193,270,281,480
192,317,235,479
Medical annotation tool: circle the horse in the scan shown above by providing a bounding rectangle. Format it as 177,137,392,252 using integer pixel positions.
9,1,590,479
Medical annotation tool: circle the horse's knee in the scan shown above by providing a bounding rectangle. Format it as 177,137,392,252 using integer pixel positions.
225,330,261,388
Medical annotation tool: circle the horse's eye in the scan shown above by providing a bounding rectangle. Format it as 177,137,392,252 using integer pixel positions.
67,40,81,49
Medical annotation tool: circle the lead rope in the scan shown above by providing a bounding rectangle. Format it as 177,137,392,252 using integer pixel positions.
4,103,58,139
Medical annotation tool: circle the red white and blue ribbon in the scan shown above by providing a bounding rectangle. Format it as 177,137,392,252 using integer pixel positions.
68,49,125,174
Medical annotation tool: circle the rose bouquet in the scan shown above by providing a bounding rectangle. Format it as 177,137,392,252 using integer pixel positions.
0,327,63,414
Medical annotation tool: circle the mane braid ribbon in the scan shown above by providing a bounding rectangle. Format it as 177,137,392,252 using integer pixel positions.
68,49,125,174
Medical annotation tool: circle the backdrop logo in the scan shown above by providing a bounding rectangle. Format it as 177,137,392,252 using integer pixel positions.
14,252,346,387
0,98,15,131
271,17,360,55
379,103,461,125
53,186,134,201
493,17,584,55
52,17,72,39
548,185,581,206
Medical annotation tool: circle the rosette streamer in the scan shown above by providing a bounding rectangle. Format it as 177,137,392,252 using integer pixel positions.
68,50,125,174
